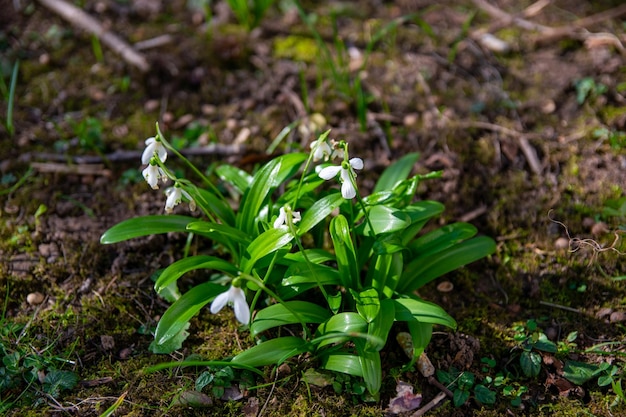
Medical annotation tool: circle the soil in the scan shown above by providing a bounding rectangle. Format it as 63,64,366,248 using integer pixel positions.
1,0,625,416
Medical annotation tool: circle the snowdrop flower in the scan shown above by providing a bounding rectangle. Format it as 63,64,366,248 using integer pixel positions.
318,157,363,199
273,206,302,229
142,161,166,189
164,184,196,213
210,285,250,325
141,136,167,165
310,139,332,162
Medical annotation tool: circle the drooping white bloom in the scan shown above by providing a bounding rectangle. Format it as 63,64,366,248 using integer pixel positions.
164,185,196,213
142,163,166,189
141,136,168,165
318,157,363,199
273,206,302,229
210,286,250,325
310,139,332,162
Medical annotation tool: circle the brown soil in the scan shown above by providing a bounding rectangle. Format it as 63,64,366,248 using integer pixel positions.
1,1,625,416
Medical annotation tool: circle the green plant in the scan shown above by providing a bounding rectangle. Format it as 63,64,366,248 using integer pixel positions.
593,127,626,150
293,1,415,131
0,303,79,411
574,77,607,105
2,59,18,136
511,319,557,378
101,124,496,397
436,367,496,407
225,0,276,31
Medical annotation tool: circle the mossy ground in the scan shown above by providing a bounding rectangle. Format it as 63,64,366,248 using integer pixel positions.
1,0,626,415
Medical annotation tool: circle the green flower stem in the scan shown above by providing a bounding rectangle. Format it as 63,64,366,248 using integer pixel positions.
240,270,310,339
155,123,225,199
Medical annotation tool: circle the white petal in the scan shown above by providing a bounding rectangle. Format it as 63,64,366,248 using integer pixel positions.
349,157,363,170
165,188,181,213
273,208,286,229
292,211,301,223
232,288,250,325
341,180,356,199
318,165,342,180
141,141,156,165
142,165,160,189
145,137,156,146
156,143,168,163
210,290,230,314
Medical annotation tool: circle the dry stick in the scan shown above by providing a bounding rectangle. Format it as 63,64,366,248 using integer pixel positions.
472,0,626,49
457,121,543,175
36,0,150,72
410,392,448,417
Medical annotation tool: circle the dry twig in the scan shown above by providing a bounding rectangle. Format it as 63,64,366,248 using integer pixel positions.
36,0,150,72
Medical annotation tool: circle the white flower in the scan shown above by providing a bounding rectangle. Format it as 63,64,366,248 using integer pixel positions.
164,185,196,213
142,163,166,189
310,139,332,162
273,206,302,229
210,286,250,325
318,157,363,199
141,136,167,165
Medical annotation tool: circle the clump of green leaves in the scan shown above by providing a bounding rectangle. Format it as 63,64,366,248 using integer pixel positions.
102,124,496,397
225,0,276,31
0,315,78,412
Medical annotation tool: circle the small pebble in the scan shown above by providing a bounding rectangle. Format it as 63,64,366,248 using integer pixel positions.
554,237,570,250
436,281,454,292
100,335,115,351
27,292,45,305
610,312,626,323
596,307,613,319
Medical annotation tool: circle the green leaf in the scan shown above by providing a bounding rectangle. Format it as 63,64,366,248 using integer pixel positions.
355,339,382,395
149,322,190,354
186,221,252,249
533,334,557,353
399,236,496,292
366,299,395,351
154,255,239,294
407,320,433,358
216,164,252,194
250,301,331,337
43,370,78,397
321,353,363,377
351,288,380,323
520,351,542,378
100,215,195,244
241,227,293,274
562,360,606,385
400,201,445,245
374,152,420,193
232,336,309,367
154,282,225,345
238,153,307,235
192,187,236,226
280,263,341,298
330,215,359,290
393,297,457,329
315,313,368,348
408,222,478,256
297,192,345,235
453,389,470,407
361,205,411,235
474,385,496,405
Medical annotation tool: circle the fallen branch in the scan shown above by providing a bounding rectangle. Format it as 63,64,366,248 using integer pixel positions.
36,0,150,72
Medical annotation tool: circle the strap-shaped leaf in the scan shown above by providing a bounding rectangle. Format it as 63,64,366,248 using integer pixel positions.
373,152,420,193
393,297,457,329
100,215,195,244
192,187,236,226
366,299,395,352
186,221,252,246
241,227,293,274
355,339,382,395
232,336,309,367
297,192,344,235
360,205,411,236
330,215,359,290
315,313,367,348
250,301,331,337
321,353,363,377
398,236,496,292
154,282,225,345
408,222,478,256
407,320,433,359
154,255,239,294
238,153,307,235
216,164,252,194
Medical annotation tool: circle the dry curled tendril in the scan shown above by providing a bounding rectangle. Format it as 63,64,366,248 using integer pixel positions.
548,210,626,265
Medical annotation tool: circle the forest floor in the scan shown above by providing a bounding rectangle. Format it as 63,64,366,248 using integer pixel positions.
1,0,626,416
